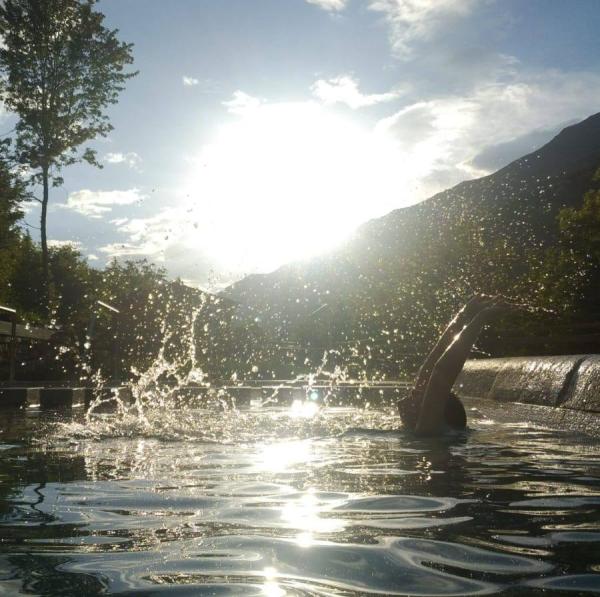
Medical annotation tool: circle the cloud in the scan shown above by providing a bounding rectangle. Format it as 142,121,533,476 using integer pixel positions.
222,91,263,115
375,69,600,188
101,211,175,258
100,209,220,287
58,188,146,219
103,151,142,169
306,0,348,11
180,77,222,94
368,0,477,57
47,239,82,250
99,242,150,258
469,125,566,173
312,75,405,109
87,254,99,261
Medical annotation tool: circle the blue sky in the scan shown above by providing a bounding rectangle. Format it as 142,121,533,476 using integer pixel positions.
14,0,600,288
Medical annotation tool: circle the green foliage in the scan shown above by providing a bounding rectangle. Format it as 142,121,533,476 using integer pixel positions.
0,0,137,177
0,0,137,285
4,233,45,318
0,143,29,307
1,225,276,382
539,171,600,316
0,139,26,243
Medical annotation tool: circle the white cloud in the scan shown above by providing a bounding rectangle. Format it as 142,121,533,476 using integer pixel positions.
87,254,99,261
103,151,142,169
222,91,263,115
48,239,82,250
376,69,600,187
101,209,187,260
312,75,404,109
21,202,36,215
306,0,348,11
182,75,199,86
368,0,477,57
100,209,219,286
100,242,150,258
58,188,146,219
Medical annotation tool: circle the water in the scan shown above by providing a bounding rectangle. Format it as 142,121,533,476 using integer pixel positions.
1,405,600,596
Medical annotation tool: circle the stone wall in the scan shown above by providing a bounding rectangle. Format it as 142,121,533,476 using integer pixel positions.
454,355,599,413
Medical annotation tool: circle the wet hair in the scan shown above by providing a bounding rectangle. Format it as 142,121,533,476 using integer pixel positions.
444,392,467,429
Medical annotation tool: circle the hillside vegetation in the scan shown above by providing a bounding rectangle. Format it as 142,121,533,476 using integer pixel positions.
225,113,600,378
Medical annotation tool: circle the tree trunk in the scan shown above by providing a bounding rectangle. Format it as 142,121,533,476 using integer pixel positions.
40,165,50,305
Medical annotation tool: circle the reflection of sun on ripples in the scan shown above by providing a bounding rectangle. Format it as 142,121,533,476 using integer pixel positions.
296,531,314,548
283,491,345,534
255,439,313,473
262,567,285,597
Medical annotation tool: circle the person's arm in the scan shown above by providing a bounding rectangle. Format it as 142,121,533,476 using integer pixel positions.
415,308,493,436
411,295,491,402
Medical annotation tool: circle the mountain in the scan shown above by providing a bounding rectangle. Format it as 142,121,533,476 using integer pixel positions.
223,113,600,375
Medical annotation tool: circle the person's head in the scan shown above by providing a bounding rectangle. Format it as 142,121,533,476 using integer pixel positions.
444,392,467,429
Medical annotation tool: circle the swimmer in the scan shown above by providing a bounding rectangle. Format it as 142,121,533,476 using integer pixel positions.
398,294,518,436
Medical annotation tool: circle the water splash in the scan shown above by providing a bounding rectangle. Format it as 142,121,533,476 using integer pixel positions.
54,297,397,443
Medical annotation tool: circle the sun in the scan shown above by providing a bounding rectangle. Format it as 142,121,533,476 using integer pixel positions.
180,101,402,275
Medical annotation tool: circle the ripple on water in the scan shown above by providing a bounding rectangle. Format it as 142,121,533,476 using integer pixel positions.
1,406,600,595
53,535,510,595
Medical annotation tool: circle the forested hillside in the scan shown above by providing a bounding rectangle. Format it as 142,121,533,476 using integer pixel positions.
225,113,600,377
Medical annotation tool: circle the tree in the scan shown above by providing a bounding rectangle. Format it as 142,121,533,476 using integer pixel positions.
0,0,136,292
0,139,28,306
546,168,600,316
0,139,26,247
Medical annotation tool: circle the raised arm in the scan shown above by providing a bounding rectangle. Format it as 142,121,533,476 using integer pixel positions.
414,308,491,435
410,295,492,402
414,298,521,436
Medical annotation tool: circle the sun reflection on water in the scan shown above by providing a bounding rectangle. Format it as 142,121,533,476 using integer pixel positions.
262,566,286,597
255,439,313,473
282,491,345,534
262,580,285,597
295,531,314,548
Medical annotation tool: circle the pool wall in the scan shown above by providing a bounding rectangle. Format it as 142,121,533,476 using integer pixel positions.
455,355,600,436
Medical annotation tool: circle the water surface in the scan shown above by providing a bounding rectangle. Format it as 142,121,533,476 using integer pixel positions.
1,405,599,595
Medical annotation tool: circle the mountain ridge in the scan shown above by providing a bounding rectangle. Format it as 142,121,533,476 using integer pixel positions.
223,111,600,369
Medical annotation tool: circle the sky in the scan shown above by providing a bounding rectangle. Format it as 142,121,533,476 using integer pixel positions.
13,0,600,289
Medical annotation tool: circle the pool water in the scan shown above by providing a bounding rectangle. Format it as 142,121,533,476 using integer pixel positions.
1,405,599,596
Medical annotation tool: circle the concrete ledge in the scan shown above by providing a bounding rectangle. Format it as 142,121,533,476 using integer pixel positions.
562,356,600,413
452,360,499,399
39,388,85,410
492,356,584,406
0,388,28,409
455,355,599,413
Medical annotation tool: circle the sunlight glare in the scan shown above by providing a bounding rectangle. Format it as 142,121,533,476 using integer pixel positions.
282,492,345,533
290,399,319,418
256,439,312,473
262,581,285,597
182,101,404,273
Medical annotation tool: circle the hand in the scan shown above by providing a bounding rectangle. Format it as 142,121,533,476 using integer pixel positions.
483,295,523,316
463,293,496,315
